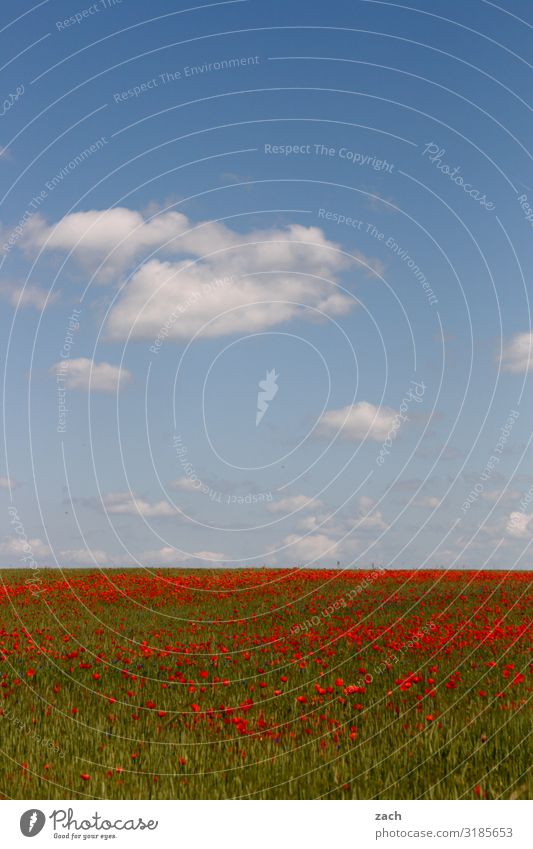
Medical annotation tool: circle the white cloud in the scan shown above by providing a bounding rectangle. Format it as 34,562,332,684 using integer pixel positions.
505,511,533,539
193,550,227,562
143,546,226,565
169,476,202,492
268,494,322,513
49,357,132,392
103,491,177,518
22,207,382,341
283,532,337,564
144,546,180,564
295,514,322,532
23,207,182,281
24,208,355,278
59,548,111,565
414,496,441,508
356,512,387,531
277,495,388,543
0,536,50,559
105,258,352,342
481,489,521,504
318,401,398,442
501,332,533,373
354,496,387,531
1,283,58,310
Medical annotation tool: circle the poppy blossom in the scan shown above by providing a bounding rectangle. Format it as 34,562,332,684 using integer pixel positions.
0,566,527,800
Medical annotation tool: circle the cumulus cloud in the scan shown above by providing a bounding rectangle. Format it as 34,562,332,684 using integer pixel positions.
23,207,185,281
1,283,58,310
193,550,227,562
354,496,387,531
505,511,533,539
103,492,177,518
23,208,355,277
295,514,324,532
105,258,352,342
277,495,389,546
317,401,398,442
143,546,226,565
22,206,381,341
481,489,521,504
59,548,112,565
268,494,323,513
169,476,202,492
49,357,132,392
414,496,441,508
283,532,337,564
501,332,533,373
0,536,50,559
356,511,387,531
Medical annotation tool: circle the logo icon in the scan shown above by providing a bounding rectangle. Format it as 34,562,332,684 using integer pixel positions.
256,368,279,426
20,809,46,837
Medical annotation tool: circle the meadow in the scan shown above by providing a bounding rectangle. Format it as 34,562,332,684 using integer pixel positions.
0,568,530,799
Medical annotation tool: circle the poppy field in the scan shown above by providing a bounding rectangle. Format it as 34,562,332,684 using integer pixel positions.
0,568,531,800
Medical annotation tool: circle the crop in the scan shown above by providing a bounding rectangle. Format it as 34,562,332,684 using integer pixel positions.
0,568,530,799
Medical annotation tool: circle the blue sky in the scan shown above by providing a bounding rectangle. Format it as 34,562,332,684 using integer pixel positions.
1,0,533,569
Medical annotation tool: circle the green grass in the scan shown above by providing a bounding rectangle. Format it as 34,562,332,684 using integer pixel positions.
0,568,530,799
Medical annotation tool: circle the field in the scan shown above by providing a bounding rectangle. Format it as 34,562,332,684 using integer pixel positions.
0,568,530,800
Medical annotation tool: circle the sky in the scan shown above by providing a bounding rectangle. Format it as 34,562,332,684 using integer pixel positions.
1,0,533,570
